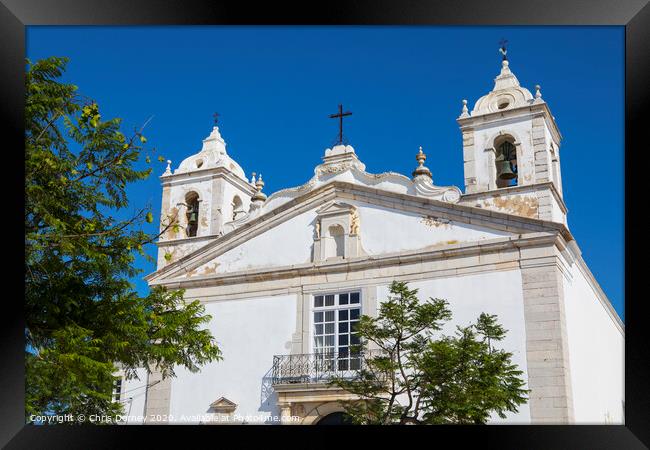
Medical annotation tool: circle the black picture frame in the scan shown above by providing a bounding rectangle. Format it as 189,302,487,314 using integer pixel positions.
4,0,648,447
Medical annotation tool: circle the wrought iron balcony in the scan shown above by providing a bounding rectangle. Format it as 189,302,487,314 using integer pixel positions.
271,351,380,385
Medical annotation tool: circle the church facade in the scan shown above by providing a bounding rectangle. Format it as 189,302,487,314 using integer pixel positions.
117,58,624,425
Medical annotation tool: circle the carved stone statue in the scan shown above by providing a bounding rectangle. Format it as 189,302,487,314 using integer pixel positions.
350,209,360,235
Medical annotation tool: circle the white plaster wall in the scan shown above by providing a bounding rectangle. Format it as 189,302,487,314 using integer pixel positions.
376,269,532,424
168,294,297,424
563,263,624,424
356,202,512,255
120,367,148,424
198,201,512,274
209,210,317,273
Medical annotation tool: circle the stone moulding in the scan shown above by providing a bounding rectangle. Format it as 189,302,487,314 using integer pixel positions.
149,232,559,289
242,163,462,231
161,166,256,195
145,181,574,284
457,102,562,145
274,383,357,425
209,397,237,414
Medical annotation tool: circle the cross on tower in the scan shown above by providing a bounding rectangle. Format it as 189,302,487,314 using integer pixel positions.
499,39,508,61
213,112,220,126
329,104,352,145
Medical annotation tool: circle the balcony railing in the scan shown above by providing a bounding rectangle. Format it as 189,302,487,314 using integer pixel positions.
271,351,382,385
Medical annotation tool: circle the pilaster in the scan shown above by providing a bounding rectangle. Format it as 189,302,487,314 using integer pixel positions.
144,366,172,423
462,129,481,193
532,116,551,184
520,248,574,423
210,178,226,236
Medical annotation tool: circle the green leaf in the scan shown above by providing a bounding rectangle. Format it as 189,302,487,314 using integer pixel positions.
145,212,153,223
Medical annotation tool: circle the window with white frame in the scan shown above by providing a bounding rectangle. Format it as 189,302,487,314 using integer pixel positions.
312,291,361,371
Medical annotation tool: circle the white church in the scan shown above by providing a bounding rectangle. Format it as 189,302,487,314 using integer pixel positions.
116,56,624,425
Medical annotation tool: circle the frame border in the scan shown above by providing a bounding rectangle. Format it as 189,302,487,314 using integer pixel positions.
4,0,648,447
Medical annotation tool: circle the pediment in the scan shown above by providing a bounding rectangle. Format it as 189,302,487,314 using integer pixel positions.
209,397,237,413
315,201,355,216
146,181,568,285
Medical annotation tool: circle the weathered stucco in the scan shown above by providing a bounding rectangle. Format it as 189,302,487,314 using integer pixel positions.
479,193,539,218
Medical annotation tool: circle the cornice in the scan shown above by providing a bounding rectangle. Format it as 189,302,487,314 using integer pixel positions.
149,232,559,289
146,180,574,283
457,102,562,144
160,166,256,194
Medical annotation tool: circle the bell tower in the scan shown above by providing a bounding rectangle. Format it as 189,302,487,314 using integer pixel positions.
457,55,567,225
156,123,256,268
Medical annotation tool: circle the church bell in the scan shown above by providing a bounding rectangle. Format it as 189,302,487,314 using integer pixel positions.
187,205,198,224
496,140,517,181
497,159,517,180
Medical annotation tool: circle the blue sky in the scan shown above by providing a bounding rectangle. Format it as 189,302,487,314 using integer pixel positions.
26,26,624,321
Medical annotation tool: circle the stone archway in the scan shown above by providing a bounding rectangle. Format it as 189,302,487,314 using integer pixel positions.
315,411,354,425
301,401,347,425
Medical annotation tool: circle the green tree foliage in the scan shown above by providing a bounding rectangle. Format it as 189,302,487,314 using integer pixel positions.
25,57,222,422
330,281,528,424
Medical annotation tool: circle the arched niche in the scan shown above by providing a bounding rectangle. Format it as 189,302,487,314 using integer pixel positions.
185,191,200,237
326,224,345,259
312,202,362,262
493,134,519,188
232,195,245,221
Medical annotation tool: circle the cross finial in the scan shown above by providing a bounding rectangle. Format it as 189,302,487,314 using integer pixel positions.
329,104,353,145
213,112,220,126
499,39,508,61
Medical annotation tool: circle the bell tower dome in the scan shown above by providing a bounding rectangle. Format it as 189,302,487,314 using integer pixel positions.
457,55,567,225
